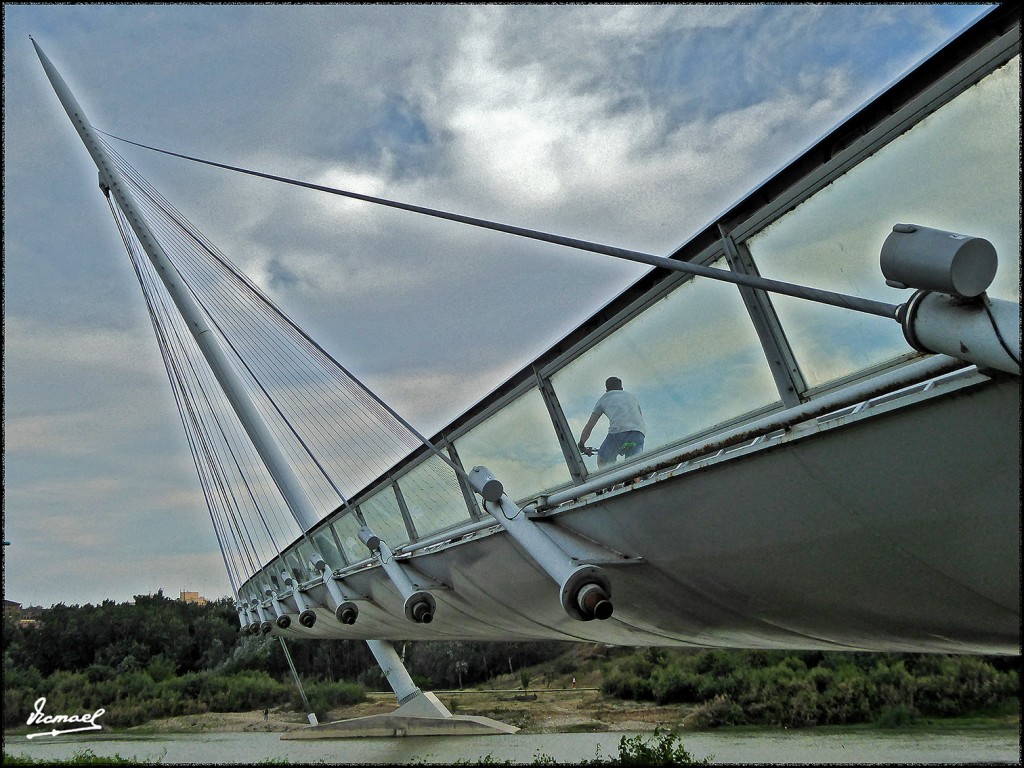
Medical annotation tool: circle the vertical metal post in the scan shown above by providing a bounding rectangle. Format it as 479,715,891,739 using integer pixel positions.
392,479,419,541
278,637,318,726
447,442,483,521
719,225,807,407
535,368,589,484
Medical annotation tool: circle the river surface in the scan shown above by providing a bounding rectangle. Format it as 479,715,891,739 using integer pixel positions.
5,728,1020,764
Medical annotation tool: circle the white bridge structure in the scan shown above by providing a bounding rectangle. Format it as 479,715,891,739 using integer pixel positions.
34,6,1019,737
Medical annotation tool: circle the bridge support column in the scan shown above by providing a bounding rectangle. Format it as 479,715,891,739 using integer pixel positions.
281,639,519,739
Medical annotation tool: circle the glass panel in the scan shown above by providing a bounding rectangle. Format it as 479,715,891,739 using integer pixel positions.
293,542,316,582
455,388,572,501
747,56,1020,388
397,454,474,538
312,529,346,570
284,551,306,583
552,262,780,472
359,485,411,549
332,511,370,565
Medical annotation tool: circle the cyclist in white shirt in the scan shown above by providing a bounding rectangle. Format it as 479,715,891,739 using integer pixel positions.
577,377,646,468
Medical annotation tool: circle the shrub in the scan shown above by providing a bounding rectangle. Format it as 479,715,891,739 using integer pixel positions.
649,664,706,704
875,703,917,728
691,694,744,729
295,679,365,718
614,729,714,765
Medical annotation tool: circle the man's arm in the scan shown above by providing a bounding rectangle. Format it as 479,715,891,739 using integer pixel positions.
578,412,601,449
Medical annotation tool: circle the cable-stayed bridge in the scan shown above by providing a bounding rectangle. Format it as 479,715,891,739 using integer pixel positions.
32,5,1020,736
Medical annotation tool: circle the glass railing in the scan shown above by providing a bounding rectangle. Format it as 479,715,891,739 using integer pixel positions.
747,55,1020,390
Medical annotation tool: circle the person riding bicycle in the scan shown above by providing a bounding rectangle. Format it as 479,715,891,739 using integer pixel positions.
577,377,646,469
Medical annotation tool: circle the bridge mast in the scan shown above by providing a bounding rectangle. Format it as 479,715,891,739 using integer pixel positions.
32,39,322,533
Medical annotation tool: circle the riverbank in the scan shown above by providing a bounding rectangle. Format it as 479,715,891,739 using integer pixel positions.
111,686,694,735
27,686,1007,739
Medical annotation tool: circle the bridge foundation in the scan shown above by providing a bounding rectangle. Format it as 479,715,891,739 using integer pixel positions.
281,639,519,739
281,690,519,739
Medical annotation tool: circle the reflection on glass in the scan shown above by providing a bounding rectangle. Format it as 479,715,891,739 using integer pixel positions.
294,542,316,582
747,56,1020,388
552,263,780,470
397,455,473,537
455,388,572,501
359,485,411,549
332,511,370,565
312,529,346,570
284,551,306,583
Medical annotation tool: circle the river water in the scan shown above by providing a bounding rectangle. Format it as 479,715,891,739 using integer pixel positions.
5,728,1020,764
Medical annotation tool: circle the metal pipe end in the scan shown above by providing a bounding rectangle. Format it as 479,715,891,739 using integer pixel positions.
260,621,273,635
276,615,291,629
576,582,614,621
298,609,317,629
335,602,359,625
411,600,433,624
405,592,436,624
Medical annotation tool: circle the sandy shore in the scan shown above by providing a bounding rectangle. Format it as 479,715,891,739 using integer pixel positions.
130,688,697,735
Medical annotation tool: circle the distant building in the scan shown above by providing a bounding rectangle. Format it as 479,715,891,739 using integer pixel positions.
5,600,43,628
178,590,207,606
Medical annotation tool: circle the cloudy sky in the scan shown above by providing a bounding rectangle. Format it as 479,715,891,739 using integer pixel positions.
3,4,994,608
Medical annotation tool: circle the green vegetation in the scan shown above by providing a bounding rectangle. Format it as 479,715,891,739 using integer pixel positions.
4,593,1019,737
3,592,567,729
599,647,1019,728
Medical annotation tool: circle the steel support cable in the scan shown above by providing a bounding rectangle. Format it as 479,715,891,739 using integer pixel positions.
187,398,257,580
102,145,449,452
131,222,294,570
154,291,290,562
104,144,470,510
114,174,342,524
112,194,252,585
111,156,303,579
119,199,269,585
162,327,251,589
115,200,262,579
108,151,423,459
137,249,271,574
103,132,901,320
202,307,351,508
124,177,421,496
167,313,286,573
107,154,387,438
116,165,414,497
148,230,361,507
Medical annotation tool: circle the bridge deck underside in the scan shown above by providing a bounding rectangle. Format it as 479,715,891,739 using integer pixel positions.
275,376,1020,654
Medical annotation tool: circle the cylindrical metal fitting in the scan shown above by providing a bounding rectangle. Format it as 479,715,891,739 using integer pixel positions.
335,602,359,625
899,291,1020,375
881,224,997,298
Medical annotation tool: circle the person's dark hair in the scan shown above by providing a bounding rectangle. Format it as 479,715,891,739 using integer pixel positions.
605,376,622,391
